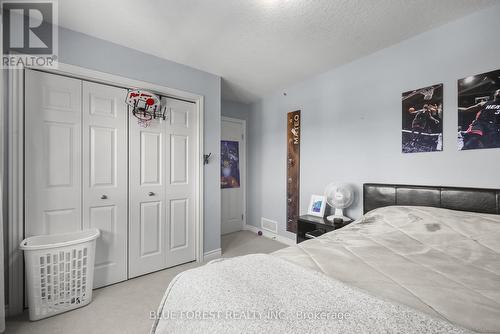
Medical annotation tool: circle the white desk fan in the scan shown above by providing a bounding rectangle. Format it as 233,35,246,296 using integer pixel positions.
324,183,354,222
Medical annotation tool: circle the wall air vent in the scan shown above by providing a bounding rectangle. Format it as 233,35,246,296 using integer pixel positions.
261,218,278,234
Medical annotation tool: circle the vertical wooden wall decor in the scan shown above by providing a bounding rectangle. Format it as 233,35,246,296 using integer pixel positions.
286,110,301,233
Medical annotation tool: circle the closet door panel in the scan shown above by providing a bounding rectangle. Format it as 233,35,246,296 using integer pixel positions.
140,201,162,256
169,198,188,250
25,70,82,237
141,132,162,185
90,205,117,270
164,98,197,267
129,117,167,278
90,126,116,186
83,81,128,288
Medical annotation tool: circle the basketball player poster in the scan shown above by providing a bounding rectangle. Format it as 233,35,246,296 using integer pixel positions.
458,69,500,150
402,84,443,153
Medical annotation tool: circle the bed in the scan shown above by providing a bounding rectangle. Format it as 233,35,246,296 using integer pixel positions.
152,184,500,333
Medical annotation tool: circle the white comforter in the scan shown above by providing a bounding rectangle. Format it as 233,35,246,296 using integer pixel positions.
274,206,500,333
152,254,469,334
152,206,500,333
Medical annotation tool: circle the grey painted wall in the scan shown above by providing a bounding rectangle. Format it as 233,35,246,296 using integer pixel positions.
222,100,251,121
248,5,500,240
56,28,222,253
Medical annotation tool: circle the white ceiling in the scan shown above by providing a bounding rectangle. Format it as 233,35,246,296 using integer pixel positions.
57,0,497,103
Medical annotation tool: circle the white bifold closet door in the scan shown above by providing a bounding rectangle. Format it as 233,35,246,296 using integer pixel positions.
25,70,128,288
129,97,197,277
25,69,197,288
82,81,128,288
25,70,83,236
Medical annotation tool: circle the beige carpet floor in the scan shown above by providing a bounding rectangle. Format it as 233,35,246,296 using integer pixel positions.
5,230,287,334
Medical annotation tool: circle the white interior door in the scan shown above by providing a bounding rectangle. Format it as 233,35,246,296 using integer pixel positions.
82,81,128,288
221,118,245,235
129,97,197,277
25,70,82,236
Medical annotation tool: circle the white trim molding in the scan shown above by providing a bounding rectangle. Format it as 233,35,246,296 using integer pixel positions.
243,224,295,246
7,62,205,315
7,68,25,316
27,63,203,102
196,96,205,264
0,54,6,331
203,248,222,262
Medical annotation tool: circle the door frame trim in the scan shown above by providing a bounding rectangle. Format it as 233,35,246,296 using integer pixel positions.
7,63,205,315
6,68,25,316
221,116,246,231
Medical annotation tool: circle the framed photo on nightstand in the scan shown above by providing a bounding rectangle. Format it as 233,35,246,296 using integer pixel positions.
307,195,326,217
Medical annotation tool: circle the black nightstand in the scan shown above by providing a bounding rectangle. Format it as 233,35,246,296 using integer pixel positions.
296,215,353,243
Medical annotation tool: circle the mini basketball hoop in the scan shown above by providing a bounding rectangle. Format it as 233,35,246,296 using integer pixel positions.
125,89,166,127
135,110,153,128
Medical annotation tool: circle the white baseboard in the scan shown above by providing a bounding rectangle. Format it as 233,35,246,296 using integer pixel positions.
203,248,222,262
243,224,295,246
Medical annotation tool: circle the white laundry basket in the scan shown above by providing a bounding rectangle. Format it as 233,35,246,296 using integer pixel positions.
20,229,100,320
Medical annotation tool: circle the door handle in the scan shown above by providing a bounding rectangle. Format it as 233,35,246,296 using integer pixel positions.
101,194,108,200
148,192,155,196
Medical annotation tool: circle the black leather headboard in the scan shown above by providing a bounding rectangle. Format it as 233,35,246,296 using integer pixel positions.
363,183,500,215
